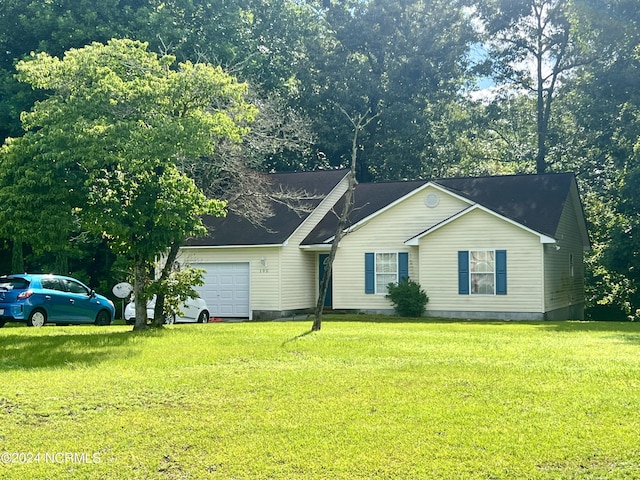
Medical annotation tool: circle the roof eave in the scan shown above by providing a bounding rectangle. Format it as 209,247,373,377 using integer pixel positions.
405,204,559,245
181,243,285,250
283,171,351,246
299,244,332,251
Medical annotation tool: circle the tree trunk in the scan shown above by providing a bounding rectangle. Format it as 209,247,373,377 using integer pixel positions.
313,108,378,331
536,82,547,173
312,170,355,331
11,239,24,273
151,241,181,328
55,251,68,275
535,6,546,175
133,258,148,331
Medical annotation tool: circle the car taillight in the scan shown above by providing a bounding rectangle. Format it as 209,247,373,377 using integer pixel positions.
17,290,34,300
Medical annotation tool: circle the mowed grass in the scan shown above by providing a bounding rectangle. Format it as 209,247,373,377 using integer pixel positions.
1,318,639,479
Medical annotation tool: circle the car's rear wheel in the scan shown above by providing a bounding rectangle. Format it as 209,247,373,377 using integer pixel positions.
198,310,209,323
28,309,47,327
164,314,176,325
0,320,5,328
95,310,111,326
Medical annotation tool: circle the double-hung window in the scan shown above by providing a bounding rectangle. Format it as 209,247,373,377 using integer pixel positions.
458,250,507,295
365,252,409,294
376,253,398,294
470,250,495,294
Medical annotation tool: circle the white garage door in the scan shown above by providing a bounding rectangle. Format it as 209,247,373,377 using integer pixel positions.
191,263,250,318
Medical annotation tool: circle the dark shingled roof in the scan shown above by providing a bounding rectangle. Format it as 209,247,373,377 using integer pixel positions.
435,173,574,238
185,169,348,246
301,179,429,245
302,173,576,245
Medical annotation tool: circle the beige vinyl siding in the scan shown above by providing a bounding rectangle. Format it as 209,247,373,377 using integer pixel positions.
418,209,544,314
178,173,349,315
279,248,316,310
280,174,349,310
178,247,281,312
543,190,585,312
332,186,469,310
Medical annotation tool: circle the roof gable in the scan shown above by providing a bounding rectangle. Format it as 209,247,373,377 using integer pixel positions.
434,173,575,239
185,169,349,247
303,173,582,246
405,204,557,245
301,179,429,245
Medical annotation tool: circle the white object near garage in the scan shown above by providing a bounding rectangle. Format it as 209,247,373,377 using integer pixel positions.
191,263,250,319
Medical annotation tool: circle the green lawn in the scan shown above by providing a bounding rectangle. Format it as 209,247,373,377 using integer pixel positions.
1,317,639,479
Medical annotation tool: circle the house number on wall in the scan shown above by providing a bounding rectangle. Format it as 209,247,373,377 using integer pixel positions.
259,258,269,273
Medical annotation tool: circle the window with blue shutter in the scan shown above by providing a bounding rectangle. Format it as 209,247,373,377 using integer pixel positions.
459,250,507,295
458,251,470,294
365,253,375,294
365,252,409,294
398,252,409,282
496,250,507,295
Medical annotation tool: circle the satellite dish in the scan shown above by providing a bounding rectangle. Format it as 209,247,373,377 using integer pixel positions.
112,282,133,299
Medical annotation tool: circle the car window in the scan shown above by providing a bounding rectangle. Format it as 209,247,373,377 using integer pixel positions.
64,279,89,295
0,278,30,290
41,278,65,291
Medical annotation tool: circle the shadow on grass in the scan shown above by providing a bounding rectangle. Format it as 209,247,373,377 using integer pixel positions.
281,329,315,346
0,326,166,370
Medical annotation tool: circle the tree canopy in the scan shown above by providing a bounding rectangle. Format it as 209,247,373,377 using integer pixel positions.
0,0,638,319
1,38,256,328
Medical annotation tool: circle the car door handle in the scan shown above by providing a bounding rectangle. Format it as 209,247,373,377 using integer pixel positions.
69,299,75,304
45,295,51,300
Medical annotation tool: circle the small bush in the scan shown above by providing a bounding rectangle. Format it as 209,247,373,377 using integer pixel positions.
386,278,428,317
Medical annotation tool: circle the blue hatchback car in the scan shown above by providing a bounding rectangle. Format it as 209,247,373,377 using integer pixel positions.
0,274,115,327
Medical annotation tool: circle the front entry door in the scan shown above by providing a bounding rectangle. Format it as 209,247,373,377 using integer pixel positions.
318,254,333,308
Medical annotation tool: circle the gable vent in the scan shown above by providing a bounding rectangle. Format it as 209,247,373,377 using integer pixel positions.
424,192,440,208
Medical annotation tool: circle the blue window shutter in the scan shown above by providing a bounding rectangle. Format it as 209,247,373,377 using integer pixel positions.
398,252,409,282
458,251,469,295
365,253,375,294
496,250,507,295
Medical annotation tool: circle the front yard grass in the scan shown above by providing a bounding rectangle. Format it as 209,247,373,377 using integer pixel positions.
1,317,639,479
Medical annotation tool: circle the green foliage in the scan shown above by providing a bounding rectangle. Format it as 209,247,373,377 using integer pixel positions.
0,0,164,141
2,39,256,328
10,39,253,259
0,134,87,255
147,265,206,319
297,0,478,179
476,0,598,174
386,278,429,317
563,1,640,319
0,0,318,143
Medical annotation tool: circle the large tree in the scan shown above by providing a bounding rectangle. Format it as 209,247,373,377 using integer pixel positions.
476,0,599,173
560,0,640,318
4,38,256,329
0,0,320,144
0,0,320,282
0,0,164,142
296,0,477,180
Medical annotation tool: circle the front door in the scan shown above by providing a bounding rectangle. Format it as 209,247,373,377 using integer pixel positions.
318,254,333,308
